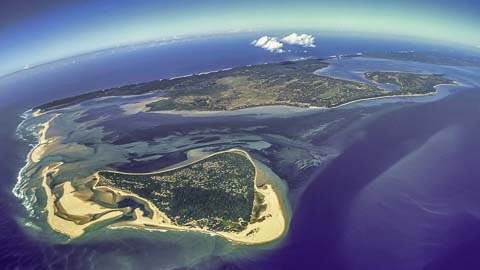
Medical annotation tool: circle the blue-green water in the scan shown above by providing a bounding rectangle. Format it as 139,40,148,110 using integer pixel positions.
1,33,480,269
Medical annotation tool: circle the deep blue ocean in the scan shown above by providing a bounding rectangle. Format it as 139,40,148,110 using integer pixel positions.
1,33,480,269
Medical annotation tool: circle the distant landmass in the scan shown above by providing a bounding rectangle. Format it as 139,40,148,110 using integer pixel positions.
365,51,480,67
35,58,453,113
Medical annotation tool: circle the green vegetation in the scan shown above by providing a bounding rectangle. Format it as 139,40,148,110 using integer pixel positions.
146,60,454,110
365,72,453,94
97,151,256,232
146,59,385,110
34,58,455,113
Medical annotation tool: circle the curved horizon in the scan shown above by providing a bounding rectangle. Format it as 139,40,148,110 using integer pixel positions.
1,0,479,77
1,30,473,80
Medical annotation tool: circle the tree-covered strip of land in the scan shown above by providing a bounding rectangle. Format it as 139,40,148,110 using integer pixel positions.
34,59,328,112
34,58,455,113
97,151,256,233
145,62,454,110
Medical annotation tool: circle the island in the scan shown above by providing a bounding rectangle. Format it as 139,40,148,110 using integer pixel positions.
34,58,454,113
40,148,286,244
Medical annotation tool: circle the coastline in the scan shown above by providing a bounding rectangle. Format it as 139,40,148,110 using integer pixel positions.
29,114,59,163
32,55,461,117
13,112,60,214
323,87,442,109
22,128,288,246
140,82,453,117
323,81,464,109
32,58,309,114
13,109,38,214
40,162,134,238
96,149,288,245
14,113,129,239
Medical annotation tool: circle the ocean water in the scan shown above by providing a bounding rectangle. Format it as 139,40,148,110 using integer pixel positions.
238,88,480,270
1,33,480,269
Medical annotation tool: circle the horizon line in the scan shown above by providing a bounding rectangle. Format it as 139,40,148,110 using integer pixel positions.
1,29,478,80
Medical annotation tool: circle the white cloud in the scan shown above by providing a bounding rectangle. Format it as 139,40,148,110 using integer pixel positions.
251,33,316,53
251,36,284,53
281,33,316,47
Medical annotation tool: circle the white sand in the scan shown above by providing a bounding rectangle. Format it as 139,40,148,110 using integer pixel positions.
43,149,288,244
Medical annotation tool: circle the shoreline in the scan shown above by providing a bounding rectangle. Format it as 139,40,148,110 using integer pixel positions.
31,55,461,116
40,162,127,239
326,81,462,109
13,113,130,240
32,57,312,114
141,83,454,117
95,148,288,245
22,126,288,246
324,87,442,109
13,112,60,214
29,114,59,163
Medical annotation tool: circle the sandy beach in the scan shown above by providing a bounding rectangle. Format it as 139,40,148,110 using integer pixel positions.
125,81,455,118
40,163,126,238
38,147,288,244
30,114,59,163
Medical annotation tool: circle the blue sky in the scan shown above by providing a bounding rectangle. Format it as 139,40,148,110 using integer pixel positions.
1,0,479,77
